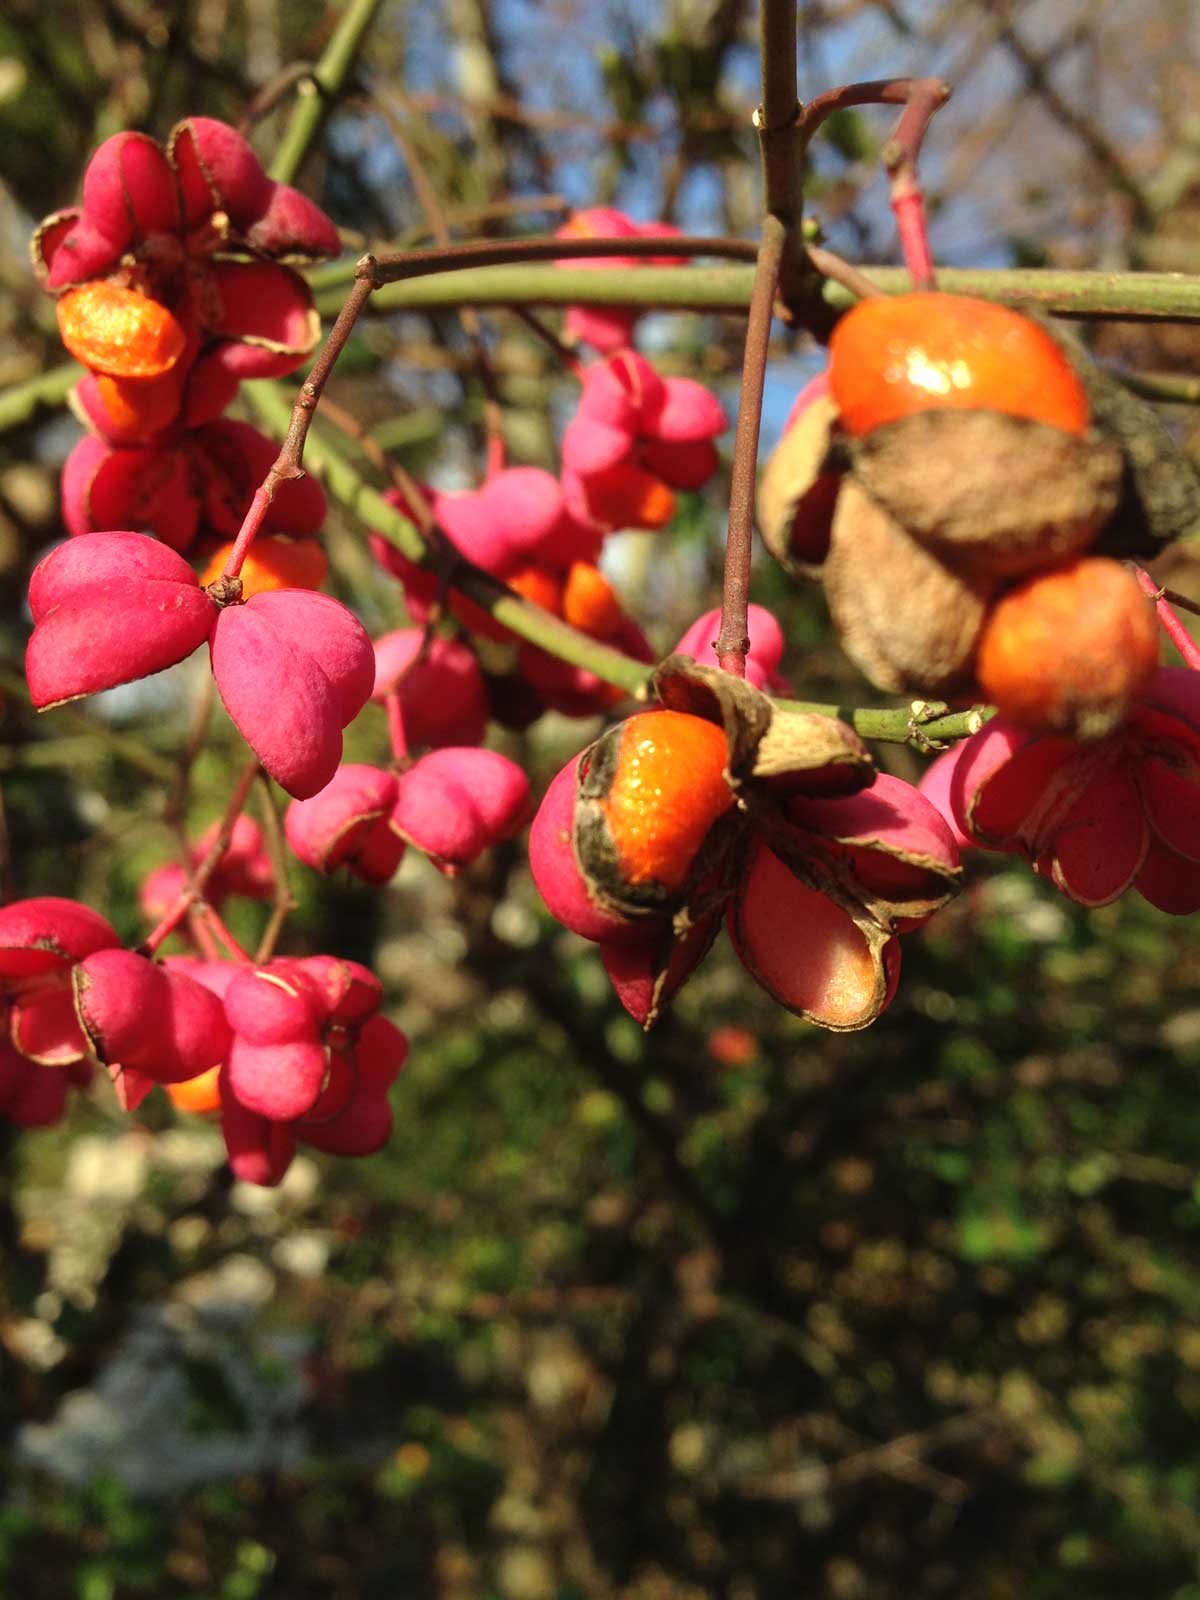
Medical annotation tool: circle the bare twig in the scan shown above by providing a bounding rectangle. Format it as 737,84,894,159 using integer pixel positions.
718,215,786,674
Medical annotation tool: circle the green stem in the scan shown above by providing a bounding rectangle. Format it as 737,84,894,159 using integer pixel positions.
241,384,999,749
310,262,1200,323
0,361,81,434
1118,370,1200,405
778,698,995,746
268,0,385,186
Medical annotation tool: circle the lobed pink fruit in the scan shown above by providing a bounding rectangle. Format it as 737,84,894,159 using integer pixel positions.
729,842,901,1030
10,986,89,1067
942,668,1200,913
0,896,119,981
26,531,216,709
73,949,232,1089
223,964,324,1046
390,748,532,873
371,631,489,749
62,418,327,551
210,588,374,798
285,763,404,884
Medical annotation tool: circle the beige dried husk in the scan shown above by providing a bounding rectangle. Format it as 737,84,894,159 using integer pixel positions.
755,393,842,579
847,410,1123,578
824,481,994,695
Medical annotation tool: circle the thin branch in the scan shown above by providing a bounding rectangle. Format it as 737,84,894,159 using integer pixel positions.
253,773,296,964
314,263,1200,323
238,62,318,134
268,0,385,186
361,233,760,285
141,758,261,954
1118,370,1200,406
755,0,809,310
718,215,786,674
220,275,375,580
1132,565,1200,671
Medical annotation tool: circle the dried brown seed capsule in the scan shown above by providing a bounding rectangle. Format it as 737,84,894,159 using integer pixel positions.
823,481,994,696
847,410,1123,579
756,391,842,577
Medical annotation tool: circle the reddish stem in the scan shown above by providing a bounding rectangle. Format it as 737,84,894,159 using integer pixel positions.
882,81,950,291
223,275,376,580
196,903,253,963
141,758,260,954
386,692,409,761
1134,566,1200,671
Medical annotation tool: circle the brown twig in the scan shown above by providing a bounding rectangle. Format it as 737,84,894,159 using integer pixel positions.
755,0,810,313
806,244,884,301
882,80,952,288
508,305,586,378
141,758,261,954
718,216,786,674
221,275,375,579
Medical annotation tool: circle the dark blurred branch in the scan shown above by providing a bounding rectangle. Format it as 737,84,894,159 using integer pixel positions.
990,10,1150,227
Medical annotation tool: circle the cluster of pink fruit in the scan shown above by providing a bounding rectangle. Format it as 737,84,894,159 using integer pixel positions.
14,107,1200,1163
12,122,739,1160
0,898,404,1184
372,346,726,725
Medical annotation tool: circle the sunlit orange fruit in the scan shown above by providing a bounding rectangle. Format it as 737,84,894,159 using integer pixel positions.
563,562,624,640
201,535,328,597
581,462,676,531
828,293,1089,438
94,368,187,437
167,1064,222,1116
57,281,187,380
976,556,1159,738
600,710,733,891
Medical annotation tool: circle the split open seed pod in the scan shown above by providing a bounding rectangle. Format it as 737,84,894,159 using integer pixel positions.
846,410,1123,579
756,389,843,578
823,481,994,695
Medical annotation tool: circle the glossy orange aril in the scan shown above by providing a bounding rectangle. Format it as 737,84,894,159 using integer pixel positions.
94,368,187,437
828,293,1089,439
581,462,676,531
976,556,1159,737
57,282,187,380
167,1064,222,1116
201,535,328,597
601,710,733,892
563,562,624,640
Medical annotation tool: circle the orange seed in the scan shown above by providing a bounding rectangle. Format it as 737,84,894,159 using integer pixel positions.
976,556,1159,739
601,709,734,891
201,536,328,597
829,292,1090,439
57,282,187,380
